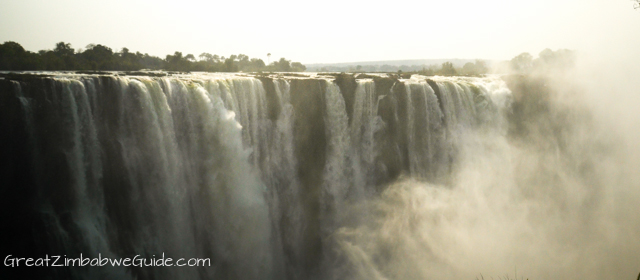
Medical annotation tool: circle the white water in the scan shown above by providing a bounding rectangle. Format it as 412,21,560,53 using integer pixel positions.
5,72,637,280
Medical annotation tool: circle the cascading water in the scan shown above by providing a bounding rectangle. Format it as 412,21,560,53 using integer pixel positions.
3,72,634,280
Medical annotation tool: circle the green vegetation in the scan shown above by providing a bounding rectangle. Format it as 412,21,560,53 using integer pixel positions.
0,41,306,72
410,60,489,76
509,48,575,74
339,60,489,76
439,61,457,75
312,49,573,77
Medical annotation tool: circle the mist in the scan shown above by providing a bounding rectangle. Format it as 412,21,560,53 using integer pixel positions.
327,47,640,279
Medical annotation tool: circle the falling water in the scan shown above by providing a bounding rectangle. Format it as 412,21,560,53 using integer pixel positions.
2,72,637,280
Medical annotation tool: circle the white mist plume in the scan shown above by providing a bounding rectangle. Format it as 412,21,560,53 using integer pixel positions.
331,43,640,279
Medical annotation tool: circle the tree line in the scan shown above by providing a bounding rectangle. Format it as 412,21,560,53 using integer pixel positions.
414,60,489,76
417,49,575,76
312,60,489,76
507,48,576,74
0,41,306,72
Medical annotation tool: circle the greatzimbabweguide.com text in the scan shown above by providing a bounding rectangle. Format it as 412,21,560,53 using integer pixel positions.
4,253,211,267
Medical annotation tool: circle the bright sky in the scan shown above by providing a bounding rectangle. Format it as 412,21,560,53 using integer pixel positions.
0,0,638,64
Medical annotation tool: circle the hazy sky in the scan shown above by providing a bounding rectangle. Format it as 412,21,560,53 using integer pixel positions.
0,0,638,64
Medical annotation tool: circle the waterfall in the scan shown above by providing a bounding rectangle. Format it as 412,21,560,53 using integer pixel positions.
0,73,511,280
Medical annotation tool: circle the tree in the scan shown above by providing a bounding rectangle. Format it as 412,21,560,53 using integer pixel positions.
291,62,306,72
270,57,291,72
462,62,476,75
224,56,238,72
139,53,164,70
117,47,142,70
199,52,213,62
461,60,488,76
439,61,457,76
0,41,41,70
81,44,115,70
510,52,533,73
249,58,265,71
236,54,251,71
533,48,576,72
474,60,488,74
53,41,76,69
237,54,249,62
54,42,74,56
165,51,190,71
